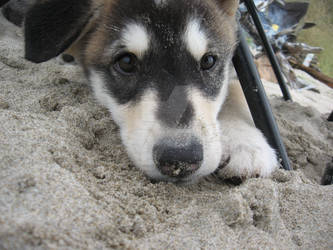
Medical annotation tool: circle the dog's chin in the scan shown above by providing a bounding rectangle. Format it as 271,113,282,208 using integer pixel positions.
141,166,207,184
147,174,200,185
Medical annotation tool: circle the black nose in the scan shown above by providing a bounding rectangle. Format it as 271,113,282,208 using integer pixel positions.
153,138,203,178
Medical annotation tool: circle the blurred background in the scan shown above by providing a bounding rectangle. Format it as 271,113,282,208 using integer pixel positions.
297,0,333,78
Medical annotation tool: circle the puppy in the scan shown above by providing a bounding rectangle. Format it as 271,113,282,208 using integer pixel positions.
16,0,278,183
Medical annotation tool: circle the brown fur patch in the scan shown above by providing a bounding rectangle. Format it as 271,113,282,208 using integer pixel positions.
82,0,116,66
215,0,239,16
203,0,238,54
65,0,115,66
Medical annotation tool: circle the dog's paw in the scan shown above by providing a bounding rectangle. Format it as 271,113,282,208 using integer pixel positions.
217,125,278,180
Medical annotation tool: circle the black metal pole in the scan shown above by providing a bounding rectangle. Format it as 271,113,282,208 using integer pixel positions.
328,111,333,122
243,0,293,101
232,28,292,171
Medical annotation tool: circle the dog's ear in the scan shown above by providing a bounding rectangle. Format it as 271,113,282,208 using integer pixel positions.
2,0,36,27
24,0,100,63
0,0,9,8
215,0,239,16
0,0,10,8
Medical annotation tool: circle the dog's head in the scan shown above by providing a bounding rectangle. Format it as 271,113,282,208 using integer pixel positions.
24,0,239,182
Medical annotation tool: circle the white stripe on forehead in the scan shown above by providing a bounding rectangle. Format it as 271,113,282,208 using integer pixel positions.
121,23,150,57
184,19,208,61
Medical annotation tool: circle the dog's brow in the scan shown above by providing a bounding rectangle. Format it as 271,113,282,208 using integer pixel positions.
121,23,150,57
184,19,208,61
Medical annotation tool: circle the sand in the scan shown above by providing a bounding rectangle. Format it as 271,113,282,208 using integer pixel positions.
0,14,332,249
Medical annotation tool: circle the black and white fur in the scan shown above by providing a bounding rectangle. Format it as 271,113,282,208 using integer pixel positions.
3,0,278,183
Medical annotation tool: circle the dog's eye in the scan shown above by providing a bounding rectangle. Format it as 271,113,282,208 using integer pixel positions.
200,54,216,70
114,53,137,75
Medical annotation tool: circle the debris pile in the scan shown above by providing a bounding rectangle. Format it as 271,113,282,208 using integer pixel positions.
240,0,333,89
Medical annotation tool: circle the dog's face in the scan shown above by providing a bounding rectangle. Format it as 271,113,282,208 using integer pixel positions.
24,0,239,182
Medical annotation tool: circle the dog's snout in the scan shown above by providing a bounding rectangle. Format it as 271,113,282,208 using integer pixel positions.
153,139,203,178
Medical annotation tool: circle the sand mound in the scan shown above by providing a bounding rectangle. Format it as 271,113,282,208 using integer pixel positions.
0,15,332,249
